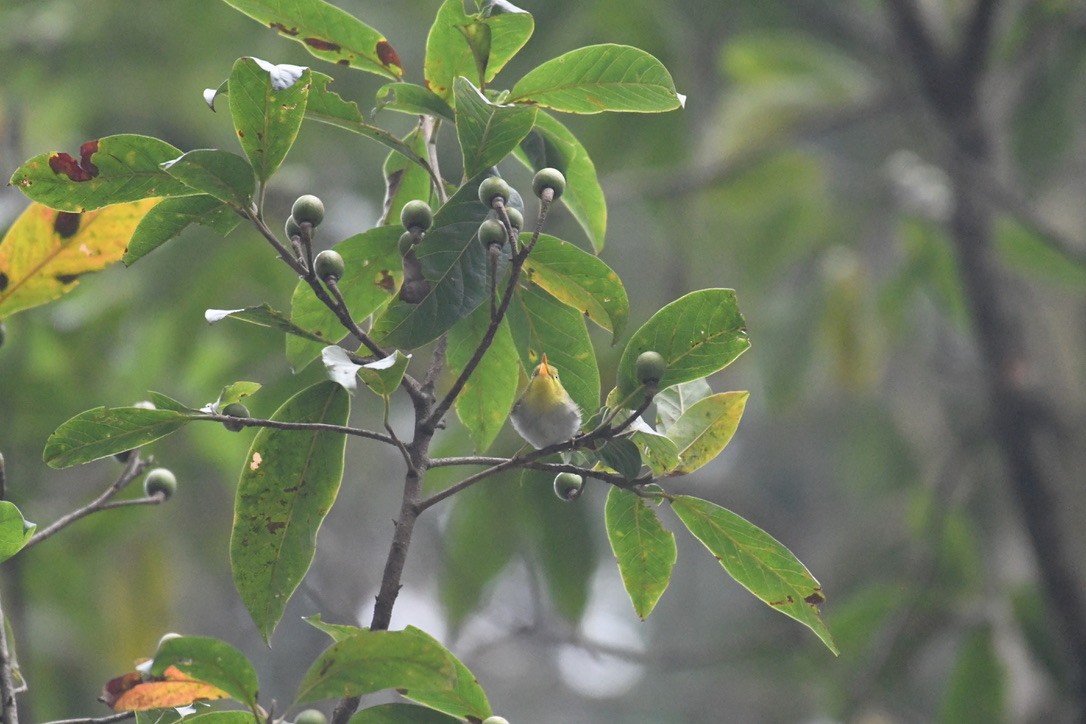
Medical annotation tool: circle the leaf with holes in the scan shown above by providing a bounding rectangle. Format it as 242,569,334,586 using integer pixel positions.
0,199,158,319
230,381,350,643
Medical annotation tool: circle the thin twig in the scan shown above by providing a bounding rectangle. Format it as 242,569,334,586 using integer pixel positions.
43,714,132,724
0,588,18,724
198,414,396,445
324,277,386,358
24,455,150,550
423,115,448,206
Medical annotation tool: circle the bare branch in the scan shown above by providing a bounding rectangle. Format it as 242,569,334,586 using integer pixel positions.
24,455,151,550
0,589,18,724
198,413,396,445
43,714,132,724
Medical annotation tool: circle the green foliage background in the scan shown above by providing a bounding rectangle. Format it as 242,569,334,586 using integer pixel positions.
2,0,1085,721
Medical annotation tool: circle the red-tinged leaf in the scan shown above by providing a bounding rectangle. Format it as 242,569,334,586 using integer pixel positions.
0,199,159,320
102,665,230,711
10,134,195,212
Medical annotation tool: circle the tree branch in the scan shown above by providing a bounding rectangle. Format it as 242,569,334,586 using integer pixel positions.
0,589,18,724
24,455,151,550
198,414,395,446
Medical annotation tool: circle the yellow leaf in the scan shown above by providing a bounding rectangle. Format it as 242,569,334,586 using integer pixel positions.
102,665,230,711
0,198,158,319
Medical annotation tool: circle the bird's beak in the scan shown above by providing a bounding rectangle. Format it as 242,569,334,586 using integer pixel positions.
538,353,551,376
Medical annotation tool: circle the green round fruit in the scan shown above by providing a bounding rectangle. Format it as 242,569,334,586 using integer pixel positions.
635,350,667,387
553,472,584,502
294,710,328,724
313,249,345,282
285,215,303,240
505,206,524,231
143,468,177,500
400,199,434,231
222,402,251,432
482,717,511,724
478,219,507,248
478,176,512,207
398,231,416,257
292,194,325,226
532,167,566,199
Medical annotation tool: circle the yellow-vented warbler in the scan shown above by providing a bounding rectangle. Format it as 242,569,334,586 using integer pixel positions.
510,354,582,449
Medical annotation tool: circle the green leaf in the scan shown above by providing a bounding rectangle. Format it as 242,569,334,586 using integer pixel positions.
597,437,642,481
206,304,328,344
522,233,628,342
424,0,533,102
398,626,492,720
43,406,194,468
628,425,680,476
515,110,607,252
160,149,254,208
350,704,461,723
286,226,402,371
446,305,519,452
0,502,35,564
454,77,538,180
9,134,196,212
304,614,364,643
939,625,1006,724
123,195,242,266
438,482,517,629
151,635,260,708
605,487,676,619
655,379,712,431
228,57,311,182
230,381,350,643
177,713,258,723
148,391,193,413
322,347,410,397
371,176,496,349
375,83,455,122
616,289,750,399
507,283,600,420
305,73,432,172
221,0,403,78
211,381,262,411
508,44,685,114
382,126,433,228
665,391,748,474
670,495,837,655
293,629,455,705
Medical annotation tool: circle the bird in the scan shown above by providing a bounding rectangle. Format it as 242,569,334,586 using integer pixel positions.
509,353,582,449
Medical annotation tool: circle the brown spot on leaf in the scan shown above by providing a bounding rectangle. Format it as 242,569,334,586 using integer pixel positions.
250,452,263,470
338,59,350,66
768,596,796,607
0,272,9,292
304,37,341,52
55,273,80,285
269,21,299,36
804,590,825,605
267,521,285,534
377,270,395,292
54,211,82,238
376,40,401,70
48,140,100,182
